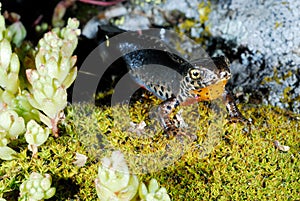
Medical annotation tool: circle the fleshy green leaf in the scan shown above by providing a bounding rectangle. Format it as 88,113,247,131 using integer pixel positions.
0,146,18,160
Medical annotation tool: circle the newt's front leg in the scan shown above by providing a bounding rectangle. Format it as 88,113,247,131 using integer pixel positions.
155,97,196,141
223,89,250,125
156,97,179,131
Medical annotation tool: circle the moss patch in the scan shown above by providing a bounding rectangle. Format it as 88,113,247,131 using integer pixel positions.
0,97,299,200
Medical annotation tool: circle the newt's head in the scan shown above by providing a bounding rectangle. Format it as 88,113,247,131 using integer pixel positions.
179,56,231,103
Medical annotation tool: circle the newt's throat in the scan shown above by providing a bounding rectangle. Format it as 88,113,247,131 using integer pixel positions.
190,79,228,101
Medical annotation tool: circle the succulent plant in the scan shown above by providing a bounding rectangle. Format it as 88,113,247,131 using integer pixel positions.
0,5,23,102
25,71,68,120
8,92,40,123
25,120,50,156
139,178,171,201
0,109,25,160
25,18,80,136
0,2,81,160
7,20,27,47
0,109,25,140
0,36,21,104
19,172,56,201
34,29,78,87
95,151,139,201
0,145,18,161
0,40,19,91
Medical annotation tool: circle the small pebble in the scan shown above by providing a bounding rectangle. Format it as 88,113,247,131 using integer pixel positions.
273,140,290,152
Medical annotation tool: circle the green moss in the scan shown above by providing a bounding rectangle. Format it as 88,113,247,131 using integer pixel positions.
0,123,99,200
1,96,299,200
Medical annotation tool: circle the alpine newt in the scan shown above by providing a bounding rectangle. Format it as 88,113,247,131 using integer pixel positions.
118,30,249,139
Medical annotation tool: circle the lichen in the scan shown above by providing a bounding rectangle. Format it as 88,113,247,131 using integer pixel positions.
208,0,300,114
174,0,211,45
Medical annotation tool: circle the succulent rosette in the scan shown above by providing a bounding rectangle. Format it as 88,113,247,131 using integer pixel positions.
25,70,67,120
95,151,139,201
25,18,80,135
19,172,56,201
34,18,79,87
0,109,25,160
0,6,22,102
8,92,40,123
139,178,171,201
0,38,21,106
25,120,50,156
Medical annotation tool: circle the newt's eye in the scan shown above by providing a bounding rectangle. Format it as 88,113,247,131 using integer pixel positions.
189,69,201,80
